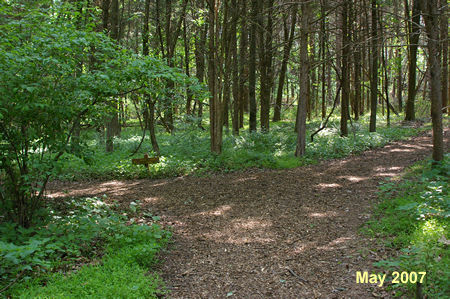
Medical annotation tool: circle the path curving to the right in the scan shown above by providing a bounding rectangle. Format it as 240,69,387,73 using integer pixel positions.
49,130,449,298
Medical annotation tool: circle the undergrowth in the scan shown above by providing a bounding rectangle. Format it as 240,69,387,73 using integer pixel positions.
0,197,170,298
364,154,449,298
54,115,428,180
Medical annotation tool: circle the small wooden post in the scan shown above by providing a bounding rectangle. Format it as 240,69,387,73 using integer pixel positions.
132,154,159,171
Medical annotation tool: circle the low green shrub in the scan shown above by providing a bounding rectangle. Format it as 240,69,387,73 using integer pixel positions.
53,115,427,180
0,197,170,298
364,155,449,298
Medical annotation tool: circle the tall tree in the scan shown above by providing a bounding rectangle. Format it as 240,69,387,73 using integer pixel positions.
208,0,223,153
193,1,207,129
106,0,121,152
295,1,310,157
248,0,258,132
340,0,350,137
143,0,160,155
405,0,421,121
258,0,274,131
440,0,448,115
238,0,249,128
231,0,240,135
421,0,443,161
273,6,298,122
369,0,378,132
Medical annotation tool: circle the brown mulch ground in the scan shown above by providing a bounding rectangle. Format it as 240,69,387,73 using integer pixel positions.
48,130,449,298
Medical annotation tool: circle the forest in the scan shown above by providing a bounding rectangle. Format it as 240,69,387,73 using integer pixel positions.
0,0,448,298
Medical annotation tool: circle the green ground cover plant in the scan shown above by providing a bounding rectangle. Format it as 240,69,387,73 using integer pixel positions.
0,196,170,298
54,115,428,180
364,155,449,298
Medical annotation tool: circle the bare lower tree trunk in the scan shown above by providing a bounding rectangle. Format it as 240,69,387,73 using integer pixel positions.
273,6,297,122
238,0,248,127
421,0,443,161
222,0,232,130
183,16,193,115
194,6,207,129
440,0,448,115
341,0,350,137
231,0,240,135
295,1,310,157
147,98,160,155
248,0,258,132
320,0,327,119
258,0,274,132
405,0,421,121
208,0,223,153
369,0,378,132
143,0,159,155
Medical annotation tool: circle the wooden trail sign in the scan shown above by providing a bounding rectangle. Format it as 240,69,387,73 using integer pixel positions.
132,154,159,170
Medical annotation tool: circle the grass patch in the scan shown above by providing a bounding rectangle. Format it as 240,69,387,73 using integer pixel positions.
1,197,170,298
54,114,428,180
363,155,449,298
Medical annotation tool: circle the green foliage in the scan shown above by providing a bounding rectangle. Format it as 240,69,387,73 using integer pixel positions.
53,116,424,180
364,155,449,298
0,196,170,298
0,1,200,226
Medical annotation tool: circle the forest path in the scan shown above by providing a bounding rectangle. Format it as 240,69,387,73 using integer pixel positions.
49,131,449,298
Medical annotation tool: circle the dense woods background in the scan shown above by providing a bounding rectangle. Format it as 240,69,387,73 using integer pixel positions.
0,0,448,222
0,0,449,296
0,0,448,225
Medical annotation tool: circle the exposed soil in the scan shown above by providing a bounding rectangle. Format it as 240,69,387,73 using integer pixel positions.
48,130,449,298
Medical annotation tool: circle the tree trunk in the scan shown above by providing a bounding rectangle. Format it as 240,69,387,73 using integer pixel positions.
295,1,310,157
183,16,193,115
258,0,274,132
248,0,258,132
341,0,350,137
421,0,443,161
142,0,159,155
106,0,121,152
238,0,248,128
208,0,223,153
369,0,378,132
405,0,421,121
440,0,448,115
320,0,327,119
194,3,207,130
353,2,361,121
231,0,240,135
222,0,232,130
273,6,297,122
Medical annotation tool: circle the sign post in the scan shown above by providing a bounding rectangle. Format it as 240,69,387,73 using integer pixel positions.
131,154,159,170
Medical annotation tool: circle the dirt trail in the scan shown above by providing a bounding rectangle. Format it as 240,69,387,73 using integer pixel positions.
48,131,449,298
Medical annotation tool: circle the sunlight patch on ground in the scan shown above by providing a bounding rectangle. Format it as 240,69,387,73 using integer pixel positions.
142,197,160,203
202,217,274,244
308,211,339,218
100,181,126,187
389,148,413,153
376,172,399,177
193,205,233,217
292,241,317,254
317,236,353,251
233,176,257,183
317,183,342,189
233,219,272,230
338,175,367,182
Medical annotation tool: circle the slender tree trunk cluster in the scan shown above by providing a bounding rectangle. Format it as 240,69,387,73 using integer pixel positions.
93,0,446,159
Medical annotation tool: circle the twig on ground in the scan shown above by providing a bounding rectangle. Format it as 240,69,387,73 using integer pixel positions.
286,267,309,283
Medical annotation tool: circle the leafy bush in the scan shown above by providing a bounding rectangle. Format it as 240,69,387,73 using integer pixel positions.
0,196,170,297
364,155,449,298
0,1,200,227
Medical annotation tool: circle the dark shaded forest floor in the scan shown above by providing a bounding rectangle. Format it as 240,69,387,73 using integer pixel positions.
48,130,449,298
